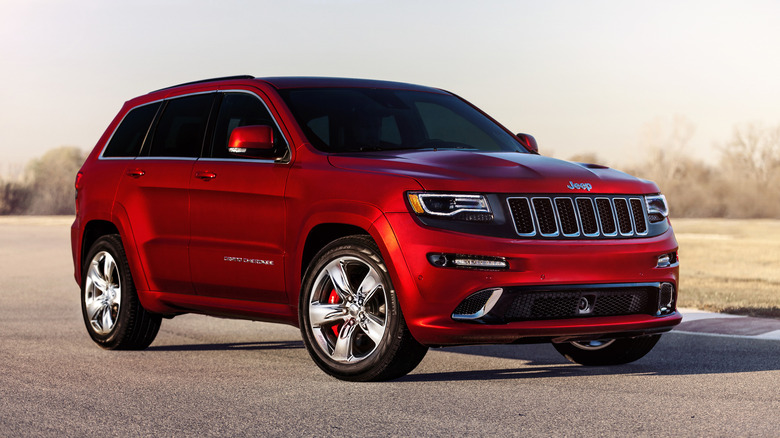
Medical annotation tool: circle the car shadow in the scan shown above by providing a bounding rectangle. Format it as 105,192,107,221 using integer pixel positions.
401,332,780,382
147,340,304,352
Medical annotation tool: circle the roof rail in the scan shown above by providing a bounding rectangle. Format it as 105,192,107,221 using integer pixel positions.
150,75,255,93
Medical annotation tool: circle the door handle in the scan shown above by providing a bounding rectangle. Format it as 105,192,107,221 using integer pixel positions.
194,171,217,181
126,168,145,178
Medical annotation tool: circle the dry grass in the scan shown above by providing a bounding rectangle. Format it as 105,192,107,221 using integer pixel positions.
674,218,780,317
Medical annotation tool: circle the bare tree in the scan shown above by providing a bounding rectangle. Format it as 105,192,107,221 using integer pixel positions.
720,123,780,185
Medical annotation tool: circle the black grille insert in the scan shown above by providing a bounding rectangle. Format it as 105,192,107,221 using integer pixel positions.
508,195,648,239
504,287,655,321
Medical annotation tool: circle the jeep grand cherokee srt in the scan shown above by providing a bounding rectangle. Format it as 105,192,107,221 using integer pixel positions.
71,76,680,381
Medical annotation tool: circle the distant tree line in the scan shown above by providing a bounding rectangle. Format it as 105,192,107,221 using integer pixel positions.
2,121,780,217
623,120,780,218
0,146,86,215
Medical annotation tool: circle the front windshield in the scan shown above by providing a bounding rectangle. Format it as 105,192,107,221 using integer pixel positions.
278,88,526,153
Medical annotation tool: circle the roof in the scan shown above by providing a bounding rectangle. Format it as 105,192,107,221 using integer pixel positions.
257,76,446,93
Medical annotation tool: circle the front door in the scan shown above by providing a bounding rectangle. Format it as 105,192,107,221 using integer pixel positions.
188,91,290,302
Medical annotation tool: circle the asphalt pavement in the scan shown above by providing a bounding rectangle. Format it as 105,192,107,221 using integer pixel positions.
1,217,778,437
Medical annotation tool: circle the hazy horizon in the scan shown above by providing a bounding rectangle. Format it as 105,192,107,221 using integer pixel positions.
2,0,779,170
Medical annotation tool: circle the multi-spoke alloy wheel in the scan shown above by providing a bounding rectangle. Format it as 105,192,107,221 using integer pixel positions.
84,251,122,335
308,256,388,364
300,236,427,381
81,235,161,350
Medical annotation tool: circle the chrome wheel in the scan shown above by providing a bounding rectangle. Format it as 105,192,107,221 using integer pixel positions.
84,251,121,335
307,256,388,364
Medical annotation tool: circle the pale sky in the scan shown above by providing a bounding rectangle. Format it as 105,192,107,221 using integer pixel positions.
2,0,779,172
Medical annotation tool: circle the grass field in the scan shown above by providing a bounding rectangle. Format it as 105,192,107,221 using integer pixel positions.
674,218,780,317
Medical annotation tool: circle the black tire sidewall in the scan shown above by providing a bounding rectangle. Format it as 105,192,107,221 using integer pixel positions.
299,236,403,381
80,235,135,349
553,335,662,366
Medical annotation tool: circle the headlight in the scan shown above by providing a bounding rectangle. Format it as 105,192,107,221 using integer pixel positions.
645,194,669,223
407,192,493,222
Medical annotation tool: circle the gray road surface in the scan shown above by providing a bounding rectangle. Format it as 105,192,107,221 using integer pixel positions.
1,218,778,437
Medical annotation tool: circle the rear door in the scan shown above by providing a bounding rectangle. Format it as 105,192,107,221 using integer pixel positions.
114,92,216,293
188,90,291,302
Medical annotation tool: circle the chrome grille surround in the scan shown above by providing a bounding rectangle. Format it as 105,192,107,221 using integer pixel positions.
507,195,649,239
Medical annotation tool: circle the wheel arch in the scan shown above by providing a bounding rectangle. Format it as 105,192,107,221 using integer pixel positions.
300,223,370,279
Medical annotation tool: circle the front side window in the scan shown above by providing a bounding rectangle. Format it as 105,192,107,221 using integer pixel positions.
147,94,215,158
278,88,525,154
102,102,161,157
209,92,287,159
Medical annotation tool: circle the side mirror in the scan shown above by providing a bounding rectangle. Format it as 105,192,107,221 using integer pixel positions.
228,125,274,157
516,133,539,154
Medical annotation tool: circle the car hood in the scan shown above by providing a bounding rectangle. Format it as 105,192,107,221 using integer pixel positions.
328,150,659,194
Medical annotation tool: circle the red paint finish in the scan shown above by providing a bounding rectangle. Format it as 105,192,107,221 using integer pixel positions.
72,76,681,348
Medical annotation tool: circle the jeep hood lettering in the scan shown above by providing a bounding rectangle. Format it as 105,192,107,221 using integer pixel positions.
328,150,658,194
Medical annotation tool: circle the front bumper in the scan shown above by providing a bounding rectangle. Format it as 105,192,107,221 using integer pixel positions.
382,213,681,346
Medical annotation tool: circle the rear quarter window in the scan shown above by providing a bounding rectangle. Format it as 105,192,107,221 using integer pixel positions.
102,102,161,157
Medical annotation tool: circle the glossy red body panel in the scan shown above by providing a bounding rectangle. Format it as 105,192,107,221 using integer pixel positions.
227,125,274,152
72,76,681,345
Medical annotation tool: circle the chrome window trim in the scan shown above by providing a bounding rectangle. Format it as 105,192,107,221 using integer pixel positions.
98,88,292,163
213,89,292,164
98,99,163,160
197,157,277,164
134,157,198,162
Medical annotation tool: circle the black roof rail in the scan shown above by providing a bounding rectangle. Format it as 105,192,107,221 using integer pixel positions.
150,75,255,93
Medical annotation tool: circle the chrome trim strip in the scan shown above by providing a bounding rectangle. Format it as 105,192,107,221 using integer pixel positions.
197,157,278,164
595,197,618,237
531,197,559,237
614,197,635,237
630,197,649,236
575,197,601,237
134,157,198,161
553,197,580,237
452,288,504,320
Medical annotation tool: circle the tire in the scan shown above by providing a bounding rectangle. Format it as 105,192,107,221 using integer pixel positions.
299,235,428,381
552,335,662,366
81,234,161,350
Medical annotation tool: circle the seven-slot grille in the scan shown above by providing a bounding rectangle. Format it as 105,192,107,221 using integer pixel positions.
507,195,648,238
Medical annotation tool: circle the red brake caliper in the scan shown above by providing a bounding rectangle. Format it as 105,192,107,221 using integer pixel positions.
328,289,341,336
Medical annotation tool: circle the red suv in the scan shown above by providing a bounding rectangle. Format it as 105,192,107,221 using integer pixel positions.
72,76,680,381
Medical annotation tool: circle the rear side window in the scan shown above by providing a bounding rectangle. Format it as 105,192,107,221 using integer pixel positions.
148,94,215,158
102,102,161,157
210,92,287,159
